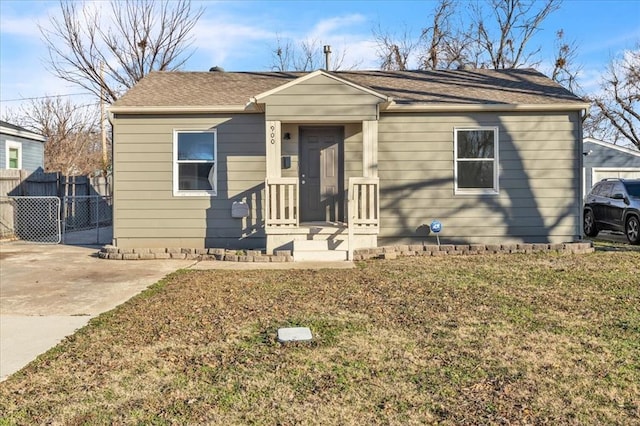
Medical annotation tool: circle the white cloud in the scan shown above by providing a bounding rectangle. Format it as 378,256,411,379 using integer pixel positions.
579,28,640,56
185,10,378,72
189,16,276,70
308,14,368,40
0,15,42,38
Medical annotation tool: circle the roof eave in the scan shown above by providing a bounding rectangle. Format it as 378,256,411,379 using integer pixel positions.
0,125,47,142
109,105,259,114
584,137,640,156
383,102,591,113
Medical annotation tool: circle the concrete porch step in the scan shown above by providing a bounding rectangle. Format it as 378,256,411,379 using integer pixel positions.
293,250,347,262
292,239,348,262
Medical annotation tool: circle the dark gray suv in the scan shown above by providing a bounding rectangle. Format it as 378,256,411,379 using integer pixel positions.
584,178,640,244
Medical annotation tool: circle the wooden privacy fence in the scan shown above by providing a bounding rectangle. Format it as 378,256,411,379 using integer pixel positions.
0,169,111,198
0,169,112,241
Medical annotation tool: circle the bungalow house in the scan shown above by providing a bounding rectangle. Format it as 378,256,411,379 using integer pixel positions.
582,137,640,195
108,68,589,258
0,120,45,172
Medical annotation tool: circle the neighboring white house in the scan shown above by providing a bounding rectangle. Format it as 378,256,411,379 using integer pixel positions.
0,120,46,172
583,137,640,195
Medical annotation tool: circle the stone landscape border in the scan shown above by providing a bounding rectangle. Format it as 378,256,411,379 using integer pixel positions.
99,242,594,261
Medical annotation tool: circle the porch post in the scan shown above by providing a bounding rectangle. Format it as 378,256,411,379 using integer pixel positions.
362,120,378,178
348,120,380,260
265,120,282,178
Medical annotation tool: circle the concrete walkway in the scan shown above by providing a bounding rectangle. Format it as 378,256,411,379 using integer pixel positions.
0,243,194,381
0,242,353,381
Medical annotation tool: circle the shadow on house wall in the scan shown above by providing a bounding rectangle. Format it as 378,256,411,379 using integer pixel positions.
378,112,581,245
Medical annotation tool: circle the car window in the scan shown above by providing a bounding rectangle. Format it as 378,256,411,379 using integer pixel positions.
598,182,613,197
590,182,603,196
623,181,640,197
611,182,626,197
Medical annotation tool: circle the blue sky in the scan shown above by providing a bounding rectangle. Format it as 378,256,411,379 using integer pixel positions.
1,0,639,116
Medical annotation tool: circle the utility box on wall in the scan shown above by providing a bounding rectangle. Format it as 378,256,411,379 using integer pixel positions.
231,201,250,218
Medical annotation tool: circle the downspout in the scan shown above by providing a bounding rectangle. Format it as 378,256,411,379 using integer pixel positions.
578,107,589,241
107,109,116,246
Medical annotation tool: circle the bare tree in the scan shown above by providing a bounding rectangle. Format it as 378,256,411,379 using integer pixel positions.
551,29,581,93
270,37,351,71
471,0,561,69
419,0,457,69
372,0,568,74
3,98,105,175
587,47,640,149
271,35,294,72
373,24,416,71
41,0,203,103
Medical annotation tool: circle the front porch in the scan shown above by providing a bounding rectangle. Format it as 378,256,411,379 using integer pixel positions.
249,70,391,259
265,176,379,259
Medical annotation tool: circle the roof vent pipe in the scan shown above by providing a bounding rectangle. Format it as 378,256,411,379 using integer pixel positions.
323,45,331,71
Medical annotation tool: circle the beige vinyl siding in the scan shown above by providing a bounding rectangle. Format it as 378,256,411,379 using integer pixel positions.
113,113,266,249
261,74,380,122
279,123,363,194
377,111,582,244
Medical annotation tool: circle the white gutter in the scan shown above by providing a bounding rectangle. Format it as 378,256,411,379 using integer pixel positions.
109,101,591,115
382,103,591,113
108,105,258,114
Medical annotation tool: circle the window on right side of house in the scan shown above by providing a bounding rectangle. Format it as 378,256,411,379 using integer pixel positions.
454,128,499,194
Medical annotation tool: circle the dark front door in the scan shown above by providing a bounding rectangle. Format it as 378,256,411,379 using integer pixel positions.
299,127,344,222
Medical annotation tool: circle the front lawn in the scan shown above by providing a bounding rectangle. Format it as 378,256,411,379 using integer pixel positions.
1,251,638,424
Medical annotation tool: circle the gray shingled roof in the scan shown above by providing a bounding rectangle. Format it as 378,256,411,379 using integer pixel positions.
113,68,585,108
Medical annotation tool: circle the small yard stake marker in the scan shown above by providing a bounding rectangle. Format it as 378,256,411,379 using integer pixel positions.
430,219,442,246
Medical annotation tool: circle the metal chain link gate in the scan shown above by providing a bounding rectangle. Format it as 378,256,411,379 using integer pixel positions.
1,195,112,245
0,196,61,243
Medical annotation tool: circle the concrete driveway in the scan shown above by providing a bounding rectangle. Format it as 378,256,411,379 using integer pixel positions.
0,242,194,381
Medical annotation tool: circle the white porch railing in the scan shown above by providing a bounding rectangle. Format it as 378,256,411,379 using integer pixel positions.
348,177,379,260
265,177,299,228
348,177,380,229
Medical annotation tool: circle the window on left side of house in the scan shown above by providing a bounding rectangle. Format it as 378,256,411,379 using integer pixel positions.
173,130,217,196
6,141,22,169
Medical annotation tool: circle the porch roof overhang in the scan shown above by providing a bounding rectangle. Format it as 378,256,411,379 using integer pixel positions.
247,70,393,122
249,69,392,105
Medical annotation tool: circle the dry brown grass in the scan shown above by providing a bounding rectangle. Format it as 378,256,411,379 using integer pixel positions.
1,250,639,425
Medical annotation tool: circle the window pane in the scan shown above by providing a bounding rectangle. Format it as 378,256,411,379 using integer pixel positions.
611,182,625,197
178,132,215,161
458,161,494,188
458,130,494,159
178,163,214,190
625,181,640,197
599,182,613,197
8,148,18,169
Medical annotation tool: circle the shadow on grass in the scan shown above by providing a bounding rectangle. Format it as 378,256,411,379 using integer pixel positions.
590,239,640,252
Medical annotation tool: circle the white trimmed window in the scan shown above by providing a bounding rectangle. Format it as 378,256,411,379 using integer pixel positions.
6,140,22,170
454,127,499,194
173,130,217,196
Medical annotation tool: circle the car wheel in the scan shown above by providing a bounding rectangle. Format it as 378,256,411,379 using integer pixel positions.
625,216,640,245
584,210,599,237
